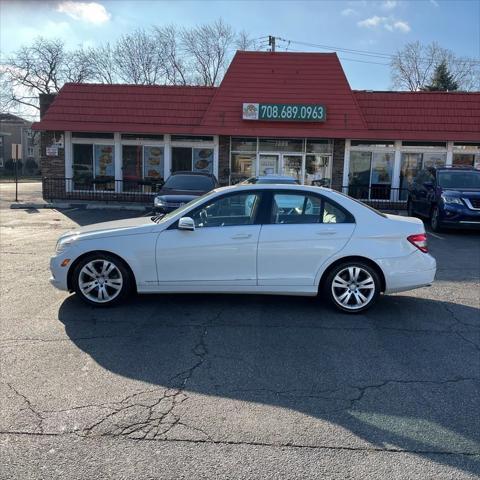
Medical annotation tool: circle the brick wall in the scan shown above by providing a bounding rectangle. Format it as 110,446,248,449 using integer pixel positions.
331,139,346,189
41,131,65,199
218,136,230,185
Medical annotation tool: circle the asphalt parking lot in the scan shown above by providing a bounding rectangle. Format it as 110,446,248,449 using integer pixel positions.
1,204,479,479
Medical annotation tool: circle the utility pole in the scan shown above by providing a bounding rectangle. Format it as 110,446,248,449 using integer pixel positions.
268,35,276,52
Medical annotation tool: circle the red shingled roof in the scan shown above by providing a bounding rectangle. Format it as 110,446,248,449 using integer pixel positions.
34,83,216,134
354,91,480,141
199,51,368,137
33,51,480,141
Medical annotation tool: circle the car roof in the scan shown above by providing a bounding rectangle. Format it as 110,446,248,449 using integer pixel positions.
254,175,297,180
170,171,216,177
433,166,477,171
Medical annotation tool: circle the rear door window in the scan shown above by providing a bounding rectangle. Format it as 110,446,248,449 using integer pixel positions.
270,192,353,224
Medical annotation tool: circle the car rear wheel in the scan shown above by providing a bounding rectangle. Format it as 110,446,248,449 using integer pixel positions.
73,254,132,307
324,262,381,314
430,206,443,232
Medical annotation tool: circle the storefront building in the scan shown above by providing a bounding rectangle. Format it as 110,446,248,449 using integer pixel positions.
33,51,480,206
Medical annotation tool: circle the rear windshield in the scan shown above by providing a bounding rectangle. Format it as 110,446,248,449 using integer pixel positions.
164,175,214,191
438,171,480,189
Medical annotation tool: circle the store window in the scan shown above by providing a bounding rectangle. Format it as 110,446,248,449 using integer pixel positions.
259,138,303,152
122,145,164,192
72,143,114,191
171,147,214,174
231,153,256,184
348,151,394,200
399,152,446,199
305,154,331,186
306,139,333,154
231,137,257,152
453,143,480,169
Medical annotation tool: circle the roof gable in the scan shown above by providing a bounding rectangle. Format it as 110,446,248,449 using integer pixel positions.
200,51,368,136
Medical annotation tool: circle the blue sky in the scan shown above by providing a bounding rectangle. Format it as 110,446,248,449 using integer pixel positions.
1,0,479,90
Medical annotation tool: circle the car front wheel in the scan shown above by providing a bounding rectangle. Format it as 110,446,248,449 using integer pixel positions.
324,262,381,313
73,254,132,307
430,206,443,232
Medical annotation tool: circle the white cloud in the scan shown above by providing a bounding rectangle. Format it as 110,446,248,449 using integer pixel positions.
358,15,410,33
392,20,410,32
56,1,111,25
341,8,358,16
430,0,439,6
358,15,384,28
381,0,397,10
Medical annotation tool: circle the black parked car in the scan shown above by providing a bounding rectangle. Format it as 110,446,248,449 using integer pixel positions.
153,171,219,213
407,166,480,232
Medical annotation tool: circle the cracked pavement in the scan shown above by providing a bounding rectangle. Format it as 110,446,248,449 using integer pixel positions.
1,205,479,479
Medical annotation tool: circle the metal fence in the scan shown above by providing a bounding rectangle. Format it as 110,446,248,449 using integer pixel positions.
42,177,408,210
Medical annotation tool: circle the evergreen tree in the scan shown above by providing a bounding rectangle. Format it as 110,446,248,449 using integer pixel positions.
424,61,459,91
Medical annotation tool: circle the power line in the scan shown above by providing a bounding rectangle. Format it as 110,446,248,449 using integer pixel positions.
269,35,480,66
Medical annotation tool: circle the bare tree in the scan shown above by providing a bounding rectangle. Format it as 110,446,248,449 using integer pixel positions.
82,43,118,84
391,41,479,91
235,30,260,51
153,25,191,85
1,37,95,112
181,19,235,86
114,29,163,85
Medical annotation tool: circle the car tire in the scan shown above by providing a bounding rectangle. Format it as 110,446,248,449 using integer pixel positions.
324,261,381,314
407,198,415,217
72,253,133,307
430,206,443,233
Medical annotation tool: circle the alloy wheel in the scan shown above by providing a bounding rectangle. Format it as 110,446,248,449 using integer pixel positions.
331,266,376,311
78,259,124,303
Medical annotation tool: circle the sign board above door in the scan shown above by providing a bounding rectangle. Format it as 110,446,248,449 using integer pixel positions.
243,103,326,122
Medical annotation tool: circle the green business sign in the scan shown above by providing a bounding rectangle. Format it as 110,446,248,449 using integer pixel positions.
242,103,326,122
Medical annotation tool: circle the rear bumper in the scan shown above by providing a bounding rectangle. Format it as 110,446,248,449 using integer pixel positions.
377,250,437,294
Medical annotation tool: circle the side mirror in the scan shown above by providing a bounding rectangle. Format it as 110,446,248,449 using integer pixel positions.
178,217,195,231
423,181,434,190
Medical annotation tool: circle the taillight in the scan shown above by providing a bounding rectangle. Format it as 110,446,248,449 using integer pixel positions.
407,233,428,253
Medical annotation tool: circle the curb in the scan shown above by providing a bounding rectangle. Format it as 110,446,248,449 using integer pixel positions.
10,202,150,212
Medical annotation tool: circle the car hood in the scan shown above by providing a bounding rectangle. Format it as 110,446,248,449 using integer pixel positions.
61,216,155,241
155,194,200,202
442,188,480,197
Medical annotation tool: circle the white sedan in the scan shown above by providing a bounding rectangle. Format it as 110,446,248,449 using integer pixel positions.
50,184,436,313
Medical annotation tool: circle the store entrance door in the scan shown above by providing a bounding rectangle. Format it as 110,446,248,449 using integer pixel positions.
282,154,303,183
258,154,280,176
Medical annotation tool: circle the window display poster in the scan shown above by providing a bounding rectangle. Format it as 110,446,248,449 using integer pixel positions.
94,145,114,177
143,146,164,179
193,148,213,173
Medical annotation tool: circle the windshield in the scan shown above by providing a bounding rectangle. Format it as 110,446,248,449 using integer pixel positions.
164,175,214,191
438,171,480,189
154,192,213,223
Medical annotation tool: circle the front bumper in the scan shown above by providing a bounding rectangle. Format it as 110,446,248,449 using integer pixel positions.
440,204,480,229
49,255,71,291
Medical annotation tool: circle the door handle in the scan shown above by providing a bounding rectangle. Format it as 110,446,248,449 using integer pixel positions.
316,229,336,235
231,233,252,239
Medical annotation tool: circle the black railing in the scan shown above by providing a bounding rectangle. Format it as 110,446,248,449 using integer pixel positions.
42,177,409,210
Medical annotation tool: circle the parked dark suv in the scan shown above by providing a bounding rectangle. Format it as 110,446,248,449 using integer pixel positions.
407,166,480,232
153,171,218,213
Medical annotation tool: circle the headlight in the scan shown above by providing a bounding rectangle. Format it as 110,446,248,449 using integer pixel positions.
154,197,166,207
55,235,78,254
441,195,463,205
